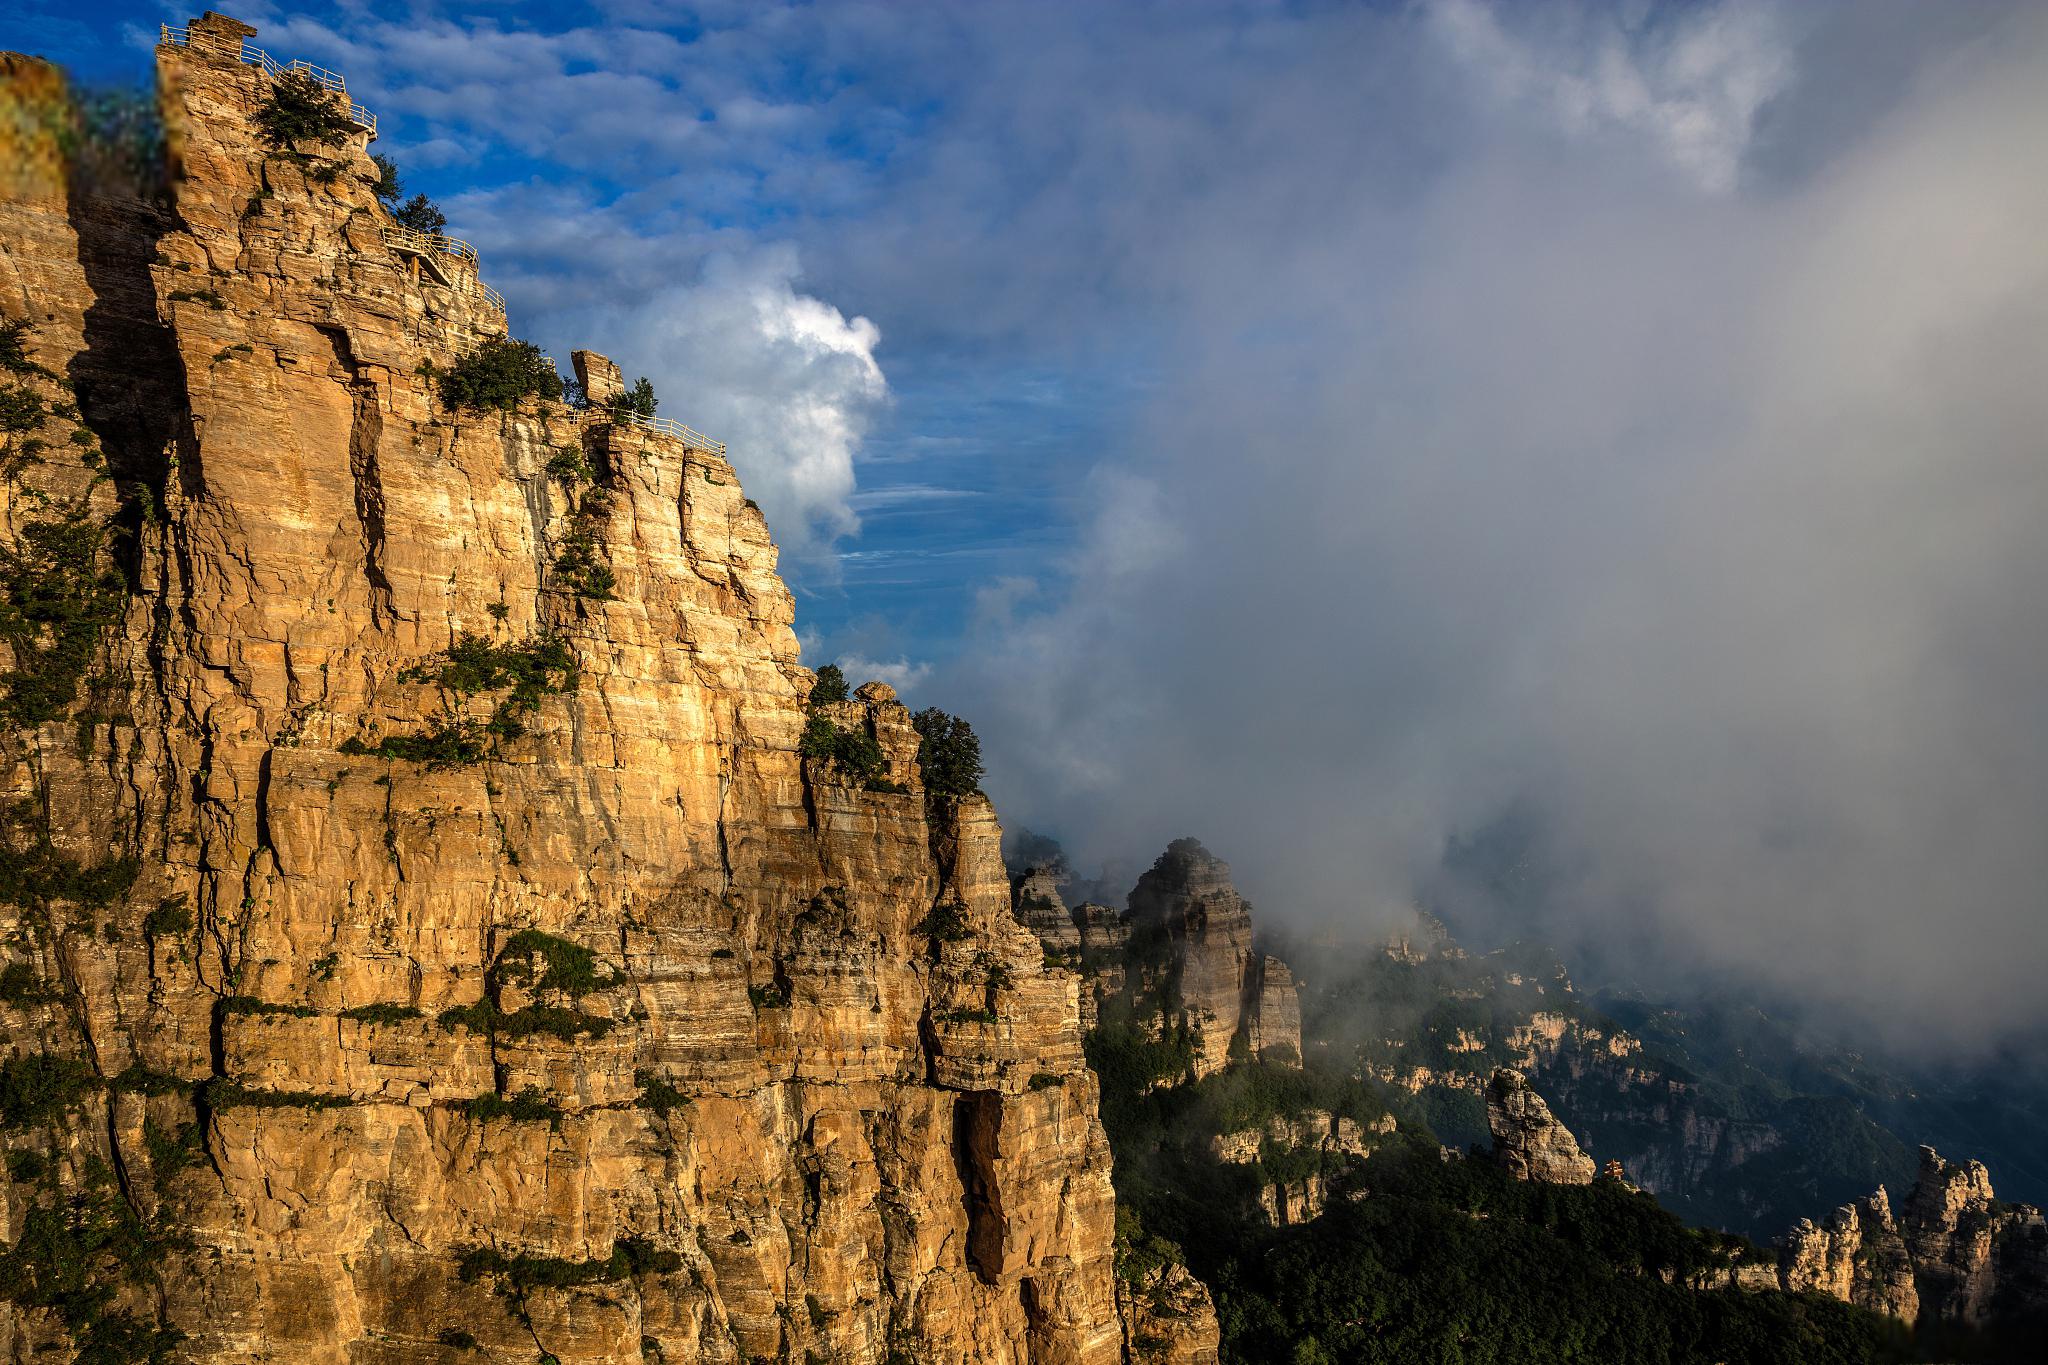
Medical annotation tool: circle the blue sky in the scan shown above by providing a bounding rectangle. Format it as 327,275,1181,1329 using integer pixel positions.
12,1,2048,1051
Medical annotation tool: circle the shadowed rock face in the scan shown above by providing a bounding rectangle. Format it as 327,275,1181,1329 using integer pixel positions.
1780,1145,2048,1330
1486,1068,1596,1186
1015,865,1080,953
1117,1260,1221,1365
1122,838,1301,1077
0,19,1128,1363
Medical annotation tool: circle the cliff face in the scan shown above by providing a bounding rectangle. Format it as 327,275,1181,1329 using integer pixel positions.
1780,1185,1921,1320
1120,840,1299,1077
1207,1109,1389,1227
1781,1146,2048,1330
1017,839,1380,1263
1114,1262,1219,1365
0,19,1123,1364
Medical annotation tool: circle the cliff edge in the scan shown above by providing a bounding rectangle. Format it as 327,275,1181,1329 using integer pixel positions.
0,15,1132,1363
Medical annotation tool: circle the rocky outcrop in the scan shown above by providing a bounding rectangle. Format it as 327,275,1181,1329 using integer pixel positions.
1208,1109,1392,1226
571,348,624,408
1486,1069,1596,1185
1381,909,1463,965
0,19,1126,1363
1071,903,1130,1030
1899,1145,2026,1325
1777,1146,2048,1330
1207,1110,1383,1167
1243,955,1301,1064
1116,1262,1221,1365
1015,864,1081,954
1781,1186,1920,1319
1123,839,1300,1076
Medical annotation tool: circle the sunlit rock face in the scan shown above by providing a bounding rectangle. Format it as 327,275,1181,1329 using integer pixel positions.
1777,1146,2048,1329
0,18,1123,1363
1485,1068,1597,1186
1116,1259,1222,1365
1780,1186,1920,1321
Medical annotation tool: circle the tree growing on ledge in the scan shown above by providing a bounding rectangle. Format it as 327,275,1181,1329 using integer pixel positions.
911,708,983,797
427,338,564,413
394,193,446,234
371,154,447,234
610,377,658,420
799,714,887,787
809,663,848,706
255,71,356,148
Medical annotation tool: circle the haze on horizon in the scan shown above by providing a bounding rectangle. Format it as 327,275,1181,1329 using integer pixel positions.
28,0,2048,1058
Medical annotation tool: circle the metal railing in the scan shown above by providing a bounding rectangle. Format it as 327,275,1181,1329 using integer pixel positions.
381,224,479,268
558,403,724,456
161,25,377,139
380,226,503,317
533,360,724,453
612,409,726,457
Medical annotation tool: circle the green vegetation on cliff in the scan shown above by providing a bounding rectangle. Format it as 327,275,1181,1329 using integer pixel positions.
910,707,982,796
427,337,563,414
255,71,356,148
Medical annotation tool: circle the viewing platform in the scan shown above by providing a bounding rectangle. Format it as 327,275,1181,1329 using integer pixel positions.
160,21,378,140
597,408,726,457
381,226,506,318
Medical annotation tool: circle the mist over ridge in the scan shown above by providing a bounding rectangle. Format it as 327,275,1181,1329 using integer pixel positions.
912,1,2048,1060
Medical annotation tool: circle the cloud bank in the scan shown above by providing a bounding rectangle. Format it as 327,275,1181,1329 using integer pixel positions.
922,0,2048,1053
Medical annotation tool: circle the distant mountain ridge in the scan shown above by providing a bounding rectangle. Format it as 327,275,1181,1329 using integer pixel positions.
1279,909,1923,1238
1007,830,2048,1359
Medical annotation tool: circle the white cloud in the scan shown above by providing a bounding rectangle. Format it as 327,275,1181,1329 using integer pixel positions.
835,653,932,695
1428,0,1794,193
941,2,2048,1055
549,245,887,559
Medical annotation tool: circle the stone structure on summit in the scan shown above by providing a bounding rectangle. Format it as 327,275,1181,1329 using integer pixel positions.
0,14,1137,1362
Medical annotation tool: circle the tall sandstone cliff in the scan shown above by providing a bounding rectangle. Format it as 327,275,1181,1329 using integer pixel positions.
0,17,1160,1363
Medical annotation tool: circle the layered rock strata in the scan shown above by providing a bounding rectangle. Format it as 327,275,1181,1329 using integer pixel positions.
1015,865,1081,956
1119,839,1300,1075
0,18,1128,1363
1115,1262,1221,1365
1069,904,1130,1031
1208,1110,1392,1227
1780,1186,1920,1320
1009,841,1300,1078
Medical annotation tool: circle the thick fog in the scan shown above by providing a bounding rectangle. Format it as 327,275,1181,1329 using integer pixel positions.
905,1,2048,1054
